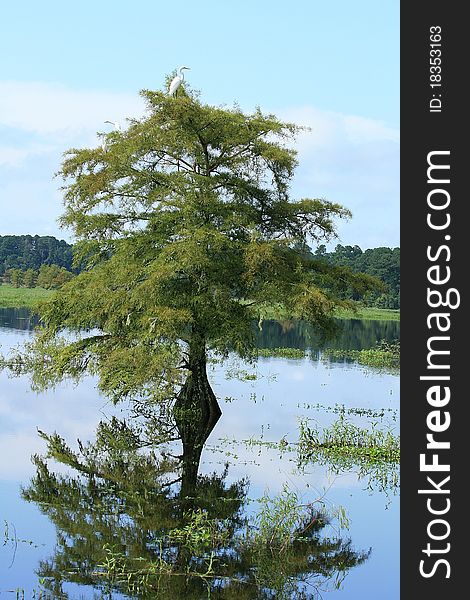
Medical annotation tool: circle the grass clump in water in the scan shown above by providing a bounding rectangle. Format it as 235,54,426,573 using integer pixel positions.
257,347,307,359
298,415,400,495
323,339,400,370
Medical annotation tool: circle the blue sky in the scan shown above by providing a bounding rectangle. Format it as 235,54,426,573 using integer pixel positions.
0,0,399,249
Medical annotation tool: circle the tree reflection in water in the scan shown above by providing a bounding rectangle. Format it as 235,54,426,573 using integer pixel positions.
22,403,370,599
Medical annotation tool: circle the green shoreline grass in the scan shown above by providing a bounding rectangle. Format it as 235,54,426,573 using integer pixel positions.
0,284,53,308
259,303,399,322
333,306,400,321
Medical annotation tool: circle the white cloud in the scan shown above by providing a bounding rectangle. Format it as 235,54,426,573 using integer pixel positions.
274,105,399,248
278,106,399,147
343,114,399,144
0,81,145,135
0,143,56,167
0,81,146,236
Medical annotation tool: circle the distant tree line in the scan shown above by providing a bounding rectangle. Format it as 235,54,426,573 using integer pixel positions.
4,265,75,289
312,245,400,309
0,235,75,276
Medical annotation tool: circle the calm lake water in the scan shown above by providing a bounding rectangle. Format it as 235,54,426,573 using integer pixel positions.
0,308,399,599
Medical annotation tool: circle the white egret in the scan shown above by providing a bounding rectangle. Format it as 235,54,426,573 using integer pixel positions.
104,120,121,131
101,121,121,151
169,66,190,96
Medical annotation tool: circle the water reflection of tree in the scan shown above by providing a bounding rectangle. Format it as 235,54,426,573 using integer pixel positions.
254,319,400,353
0,305,398,353
23,407,370,599
0,307,39,331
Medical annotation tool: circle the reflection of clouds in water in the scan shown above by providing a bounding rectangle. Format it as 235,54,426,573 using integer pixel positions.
201,437,364,498
0,432,46,479
288,368,306,382
209,357,399,438
1,355,399,482
0,374,116,480
202,355,399,499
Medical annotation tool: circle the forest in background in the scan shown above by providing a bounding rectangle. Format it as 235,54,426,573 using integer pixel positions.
312,244,400,309
0,235,400,307
0,235,74,274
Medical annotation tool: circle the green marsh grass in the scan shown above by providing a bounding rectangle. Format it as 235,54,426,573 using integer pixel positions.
298,415,400,494
256,302,400,322
333,307,400,321
0,284,52,308
322,339,400,370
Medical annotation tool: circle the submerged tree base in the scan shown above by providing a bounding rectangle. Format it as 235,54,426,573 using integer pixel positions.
174,354,222,497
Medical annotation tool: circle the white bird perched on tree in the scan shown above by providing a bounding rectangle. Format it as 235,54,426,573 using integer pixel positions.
169,66,190,96
104,120,121,131
101,121,121,151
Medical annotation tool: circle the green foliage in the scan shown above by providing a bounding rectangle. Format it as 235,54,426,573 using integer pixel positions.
2,264,74,292
35,264,74,289
257,347,307,359
23,268,37,288
252,485,330,549
334,306,400,321
299,415,400,463
5,80,381,405
169,507,232,553
7,268,23,288
3,265,74,291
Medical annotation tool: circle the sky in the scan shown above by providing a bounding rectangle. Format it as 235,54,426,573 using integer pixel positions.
0,0,399,249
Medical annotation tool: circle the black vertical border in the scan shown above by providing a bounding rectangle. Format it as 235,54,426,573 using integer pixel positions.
401,3,466,597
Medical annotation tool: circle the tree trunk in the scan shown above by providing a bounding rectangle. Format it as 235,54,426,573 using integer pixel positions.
174,334,221,499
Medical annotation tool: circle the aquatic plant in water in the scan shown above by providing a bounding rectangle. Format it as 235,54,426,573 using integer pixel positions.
298,414,400,495
322,339,400,371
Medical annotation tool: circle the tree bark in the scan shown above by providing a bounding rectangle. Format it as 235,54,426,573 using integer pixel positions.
174,333,221,498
